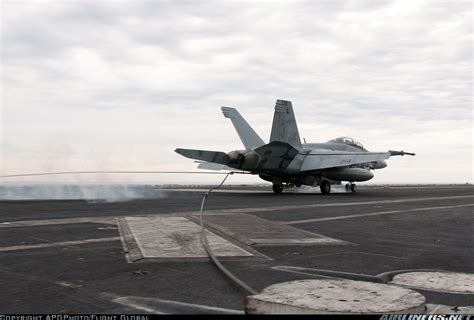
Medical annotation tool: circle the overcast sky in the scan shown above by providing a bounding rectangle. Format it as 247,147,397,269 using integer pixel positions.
1,0,472,184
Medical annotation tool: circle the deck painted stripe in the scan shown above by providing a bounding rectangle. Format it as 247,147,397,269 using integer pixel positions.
282,203,474,225
107,294,245,314
0,217,115,228
2,195,473,227
159,188,268,193
215,195,474,215
0,237,121,252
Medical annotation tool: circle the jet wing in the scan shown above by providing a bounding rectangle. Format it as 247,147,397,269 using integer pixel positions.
300,150,391,172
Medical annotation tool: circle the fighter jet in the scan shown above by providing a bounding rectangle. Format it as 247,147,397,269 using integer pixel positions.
175,100,414,194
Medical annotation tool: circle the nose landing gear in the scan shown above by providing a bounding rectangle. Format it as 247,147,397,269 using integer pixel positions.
345,182,357,193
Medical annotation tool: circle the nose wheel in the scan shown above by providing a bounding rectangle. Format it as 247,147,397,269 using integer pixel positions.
345,183,357,192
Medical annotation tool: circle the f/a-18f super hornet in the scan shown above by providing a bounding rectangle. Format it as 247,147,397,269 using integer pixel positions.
175,100,415,194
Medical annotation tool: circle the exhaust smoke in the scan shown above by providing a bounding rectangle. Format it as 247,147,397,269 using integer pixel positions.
0,184,167,202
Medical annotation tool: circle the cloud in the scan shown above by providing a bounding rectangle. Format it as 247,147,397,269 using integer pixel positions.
1,0,472,184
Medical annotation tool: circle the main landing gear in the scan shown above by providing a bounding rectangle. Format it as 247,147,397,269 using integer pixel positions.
272,184,284,194
320,180,331,194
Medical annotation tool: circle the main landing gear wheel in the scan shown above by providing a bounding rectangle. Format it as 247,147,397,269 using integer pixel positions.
272,184,284,194
320,181,331,194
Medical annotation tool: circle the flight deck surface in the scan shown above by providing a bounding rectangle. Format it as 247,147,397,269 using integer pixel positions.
0,185,473,313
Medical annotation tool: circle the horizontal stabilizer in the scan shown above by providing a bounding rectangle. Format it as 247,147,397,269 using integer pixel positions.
270,100,302,148
221,107,265,150
175,148,229,165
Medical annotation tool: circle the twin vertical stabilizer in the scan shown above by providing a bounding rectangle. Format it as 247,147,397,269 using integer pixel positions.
269,100,302,148
222,100,302,150
221,107,265,150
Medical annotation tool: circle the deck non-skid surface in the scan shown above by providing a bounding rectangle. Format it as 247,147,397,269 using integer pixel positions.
0,185,473,313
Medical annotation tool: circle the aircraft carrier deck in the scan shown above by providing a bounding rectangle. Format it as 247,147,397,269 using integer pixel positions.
1,184,473,314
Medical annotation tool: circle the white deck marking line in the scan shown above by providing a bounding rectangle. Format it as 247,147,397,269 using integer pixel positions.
372,186,474,189
110,296,245,314
352,251,408,260
221,195,474,214
160,188,268,193
0,237,121,252
0,217,116,228
282,203,474,225
287,251,408,261
113,301,160,314
104,293,245,314
2,195,473,227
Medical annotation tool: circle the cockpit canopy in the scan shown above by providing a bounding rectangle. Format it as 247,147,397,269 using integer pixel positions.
327,136,365,150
